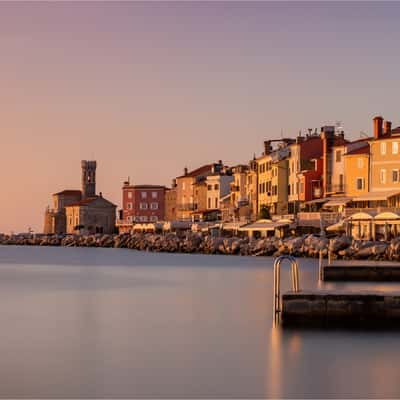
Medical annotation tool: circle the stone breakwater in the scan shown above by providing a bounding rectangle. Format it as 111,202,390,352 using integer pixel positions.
1,232,400,261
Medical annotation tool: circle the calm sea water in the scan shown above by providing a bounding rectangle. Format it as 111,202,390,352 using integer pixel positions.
0,246,400,398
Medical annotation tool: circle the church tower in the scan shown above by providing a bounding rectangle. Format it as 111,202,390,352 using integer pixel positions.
81,160,97,199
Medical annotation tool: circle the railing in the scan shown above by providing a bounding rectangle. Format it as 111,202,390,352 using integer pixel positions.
297,212,340,226
325,184,345,194
273,255,300,322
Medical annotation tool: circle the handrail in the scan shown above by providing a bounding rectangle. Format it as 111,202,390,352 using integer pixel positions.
273,255,300,321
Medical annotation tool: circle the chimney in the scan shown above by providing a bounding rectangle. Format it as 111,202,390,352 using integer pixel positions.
384,120,392,136
320,127,335,196
264,140,271,155
373,116,383,139
184,167,188,176
171,178,177,188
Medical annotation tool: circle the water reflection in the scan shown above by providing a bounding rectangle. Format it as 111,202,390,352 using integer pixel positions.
0,247,400,397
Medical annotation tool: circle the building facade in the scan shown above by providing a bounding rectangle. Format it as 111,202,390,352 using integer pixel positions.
344,143,370,197
175,164,217,221
164,182,177,221
370,116,400,192
121,183,166,223
44,160,116,234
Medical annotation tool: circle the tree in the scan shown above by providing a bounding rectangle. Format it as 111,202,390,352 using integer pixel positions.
259,205,271,220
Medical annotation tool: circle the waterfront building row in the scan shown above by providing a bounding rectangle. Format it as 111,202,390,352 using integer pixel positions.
116,115,400,232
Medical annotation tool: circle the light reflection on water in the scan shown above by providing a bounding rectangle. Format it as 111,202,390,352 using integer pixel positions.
0,245,400,398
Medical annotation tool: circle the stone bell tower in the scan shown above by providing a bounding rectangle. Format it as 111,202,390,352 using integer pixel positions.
81,160,97,199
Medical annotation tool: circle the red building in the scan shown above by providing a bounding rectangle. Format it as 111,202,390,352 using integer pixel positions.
122,182,166,223
298,158,324,202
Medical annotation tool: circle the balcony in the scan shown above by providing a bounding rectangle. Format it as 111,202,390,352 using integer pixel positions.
325,184,345,194
177,203,195,212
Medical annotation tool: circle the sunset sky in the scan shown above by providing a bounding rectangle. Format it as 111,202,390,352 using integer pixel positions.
1,2,400,233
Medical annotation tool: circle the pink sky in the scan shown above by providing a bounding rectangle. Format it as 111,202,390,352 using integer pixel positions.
1,2,400,233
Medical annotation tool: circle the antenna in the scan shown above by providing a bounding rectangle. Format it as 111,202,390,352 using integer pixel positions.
335,121,343,132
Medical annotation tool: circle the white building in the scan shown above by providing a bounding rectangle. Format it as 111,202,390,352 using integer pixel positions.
206,174,234,210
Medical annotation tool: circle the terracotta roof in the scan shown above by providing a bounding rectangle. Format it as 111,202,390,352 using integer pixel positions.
53,190,81,196
345,146,369,156
65,196,116,208
65,197,97,207
391,127,400,134
123,185,166,190
176,164,213,179
333,137,349,147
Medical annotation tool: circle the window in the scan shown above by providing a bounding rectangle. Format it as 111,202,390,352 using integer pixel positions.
339,174,344,190
150,202,158,210
336,150,342,162
139,203,148,210
141,192,147,199
208,198,211,208
207,184,212,190
300,182,304,194
392,170,399,183
128,191,133,199
139,216,148,222
215,198,218,208
356,177,364,190
214,184,219,190
288,185,291,195
393,142,399,155
152,192,158,199
381,142,387,155
182,182,186,190
380,169,387,184
150,216,158,222
127,202,133,210
357,158,364,169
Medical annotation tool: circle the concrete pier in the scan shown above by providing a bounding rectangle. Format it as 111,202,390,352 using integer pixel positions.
323,261,400,281
282,290,400,326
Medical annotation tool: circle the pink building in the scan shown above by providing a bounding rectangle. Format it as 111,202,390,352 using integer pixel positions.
122,182,166,223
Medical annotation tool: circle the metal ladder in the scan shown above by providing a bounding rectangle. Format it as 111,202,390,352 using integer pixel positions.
273,255,300,320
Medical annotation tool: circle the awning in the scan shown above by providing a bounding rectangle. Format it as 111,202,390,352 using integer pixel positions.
222,222,247,230
353,190,400,202
163,221,192,230
238,219,290,232
374,212,400,224
323,197,352,207
349,212,374,220
326,220,346,231
304,198,327,205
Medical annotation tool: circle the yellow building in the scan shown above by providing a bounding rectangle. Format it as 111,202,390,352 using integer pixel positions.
257,141,289,215
370,116,400,193
344,143,369,196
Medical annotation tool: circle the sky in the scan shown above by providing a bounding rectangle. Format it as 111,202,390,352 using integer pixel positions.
1,1,400,233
